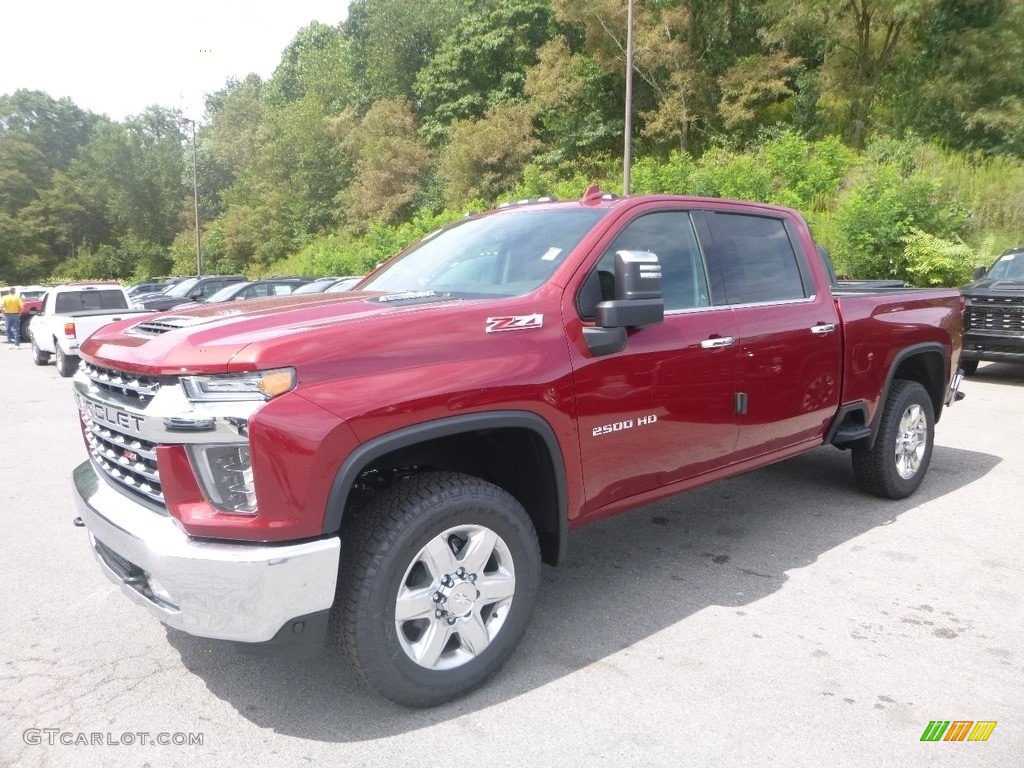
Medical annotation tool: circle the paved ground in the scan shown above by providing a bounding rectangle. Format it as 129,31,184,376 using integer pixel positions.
1,348,1021,768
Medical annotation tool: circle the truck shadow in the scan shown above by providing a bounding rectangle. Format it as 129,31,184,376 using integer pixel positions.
970,362,1024,386
166,443,999,741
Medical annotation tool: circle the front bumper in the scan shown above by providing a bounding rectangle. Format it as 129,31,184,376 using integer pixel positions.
74,460,340,643
962,330,1024,364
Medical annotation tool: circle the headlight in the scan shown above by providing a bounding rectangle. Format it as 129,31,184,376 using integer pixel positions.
189,444,257,514
181,368,296,402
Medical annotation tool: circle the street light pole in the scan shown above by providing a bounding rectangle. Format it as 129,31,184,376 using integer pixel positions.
180,117,202,277
624,0,634,196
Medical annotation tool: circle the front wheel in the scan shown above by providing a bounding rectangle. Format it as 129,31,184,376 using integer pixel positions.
852,380,934,499
331,472,541,707
55,344,79,377
960,359,979,376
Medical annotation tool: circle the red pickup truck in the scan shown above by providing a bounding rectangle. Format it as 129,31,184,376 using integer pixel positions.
72,190,964,706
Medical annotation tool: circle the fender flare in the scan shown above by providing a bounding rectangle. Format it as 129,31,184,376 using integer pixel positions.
865,342,947,450
322,410,569,562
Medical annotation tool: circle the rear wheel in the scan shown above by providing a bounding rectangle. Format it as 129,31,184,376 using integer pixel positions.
960,359,979,376
55,343,79,377
331,471,541,707
32,336,50,366
852,380,934,499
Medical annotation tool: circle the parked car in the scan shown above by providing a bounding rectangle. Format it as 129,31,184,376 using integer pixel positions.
190,277,315,305
129,282,170,298
324,277,365,292
72,191,965,706
30,283,150,376
960,246,1024,374
134,275,247,312
292,276,364,294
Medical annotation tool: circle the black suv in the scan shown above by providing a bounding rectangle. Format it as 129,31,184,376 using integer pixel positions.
960,247,1024,374
134,275,247,312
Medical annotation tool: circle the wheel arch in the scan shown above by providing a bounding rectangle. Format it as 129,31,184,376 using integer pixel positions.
324,411,569,565
866,343,947,450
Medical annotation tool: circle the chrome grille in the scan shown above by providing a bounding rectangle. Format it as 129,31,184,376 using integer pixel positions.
82,409,164,505
967,297,1024,333
80,361,163,405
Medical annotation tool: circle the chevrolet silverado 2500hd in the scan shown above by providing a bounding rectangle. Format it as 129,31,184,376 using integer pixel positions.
71,191,965,706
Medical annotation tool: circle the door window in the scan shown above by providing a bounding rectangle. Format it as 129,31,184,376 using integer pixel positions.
579,211,711,316
706,213,808,304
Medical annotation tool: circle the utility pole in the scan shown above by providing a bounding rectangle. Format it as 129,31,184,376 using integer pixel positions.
179,117,202,276
623,0,634,196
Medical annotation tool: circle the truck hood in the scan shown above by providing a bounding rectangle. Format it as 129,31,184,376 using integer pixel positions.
961,277,1024,297
80,291,469,375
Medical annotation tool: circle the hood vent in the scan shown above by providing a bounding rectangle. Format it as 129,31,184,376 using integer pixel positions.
128,315,206,338
992,280,1024,292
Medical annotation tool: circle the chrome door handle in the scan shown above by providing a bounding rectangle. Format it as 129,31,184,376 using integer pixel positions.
700,336,736,349
810,324,836,335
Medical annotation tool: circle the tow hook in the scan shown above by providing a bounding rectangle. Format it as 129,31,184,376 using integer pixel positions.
72,517,85,528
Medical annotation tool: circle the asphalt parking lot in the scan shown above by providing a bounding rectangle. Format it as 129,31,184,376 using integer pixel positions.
1,350,1021,767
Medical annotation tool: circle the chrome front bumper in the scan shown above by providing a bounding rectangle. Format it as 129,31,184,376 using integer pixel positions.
74,460,340,643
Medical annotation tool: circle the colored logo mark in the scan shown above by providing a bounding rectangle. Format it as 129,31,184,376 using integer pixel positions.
920,721,997,742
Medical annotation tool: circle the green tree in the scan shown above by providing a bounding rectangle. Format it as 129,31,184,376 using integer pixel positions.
333,98,431,227
344,0,474,102
415,0,555,146
762,0,942,147
0,89,98,171
439,102,540,206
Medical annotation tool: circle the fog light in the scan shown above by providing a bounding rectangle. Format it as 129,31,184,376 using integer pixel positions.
188,444,257,514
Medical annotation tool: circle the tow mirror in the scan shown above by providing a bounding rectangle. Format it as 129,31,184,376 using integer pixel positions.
584,251,665,356
971,265,987,280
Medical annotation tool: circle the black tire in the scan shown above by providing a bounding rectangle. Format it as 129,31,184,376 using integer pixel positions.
331,471,541,707
20,316,32,345
960,359,979,376
55,343,79,377
32,336,50,366
852,380,934,499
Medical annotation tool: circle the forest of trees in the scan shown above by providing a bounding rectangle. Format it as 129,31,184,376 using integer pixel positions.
1,0,1022,288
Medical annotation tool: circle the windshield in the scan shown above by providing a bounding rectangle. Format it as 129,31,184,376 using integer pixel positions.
325,278,363,293
292,280,332,294
164,277,200,297
988,251,1024,280
361,208,607,298
19,290,45,300
206,282,249,302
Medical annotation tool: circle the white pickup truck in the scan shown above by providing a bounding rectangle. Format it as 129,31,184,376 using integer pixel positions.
30,284,150,376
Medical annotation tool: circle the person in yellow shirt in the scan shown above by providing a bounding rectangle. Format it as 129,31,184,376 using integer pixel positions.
2,288,24,348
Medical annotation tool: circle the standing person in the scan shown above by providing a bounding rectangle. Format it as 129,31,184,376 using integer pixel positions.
2,288,23,349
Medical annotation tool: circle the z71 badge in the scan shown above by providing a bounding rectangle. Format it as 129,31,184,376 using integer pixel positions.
486,314,544,333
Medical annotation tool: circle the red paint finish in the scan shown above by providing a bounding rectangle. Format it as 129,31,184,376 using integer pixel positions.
77,195,964,546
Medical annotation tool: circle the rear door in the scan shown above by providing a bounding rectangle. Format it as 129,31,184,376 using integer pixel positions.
698,210,841,460
567,206,740,514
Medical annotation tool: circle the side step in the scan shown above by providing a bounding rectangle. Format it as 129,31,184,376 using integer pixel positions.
833,425,871,444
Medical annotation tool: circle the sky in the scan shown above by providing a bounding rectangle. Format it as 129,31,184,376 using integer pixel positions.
1,0,351,122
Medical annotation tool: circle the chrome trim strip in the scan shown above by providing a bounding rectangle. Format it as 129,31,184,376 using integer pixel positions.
73,371,259,446
74,460,340,643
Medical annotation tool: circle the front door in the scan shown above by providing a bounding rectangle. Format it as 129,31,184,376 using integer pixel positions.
566,208,740,518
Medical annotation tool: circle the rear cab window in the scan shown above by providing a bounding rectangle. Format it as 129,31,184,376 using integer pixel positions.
54,289,129,313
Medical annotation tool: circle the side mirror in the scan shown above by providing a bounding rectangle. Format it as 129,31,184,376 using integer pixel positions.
584,251,665,356
596,251,664,328
972,265,987,280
